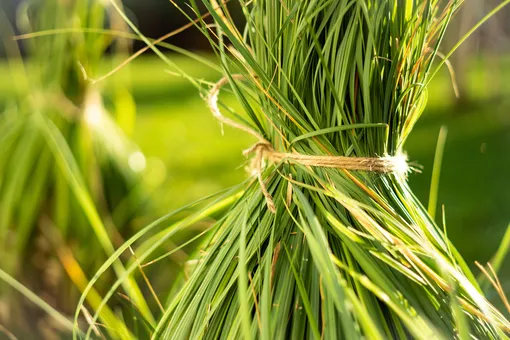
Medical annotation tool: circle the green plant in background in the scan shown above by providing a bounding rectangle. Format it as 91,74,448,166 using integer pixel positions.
0,0,159,336
75,0,510,338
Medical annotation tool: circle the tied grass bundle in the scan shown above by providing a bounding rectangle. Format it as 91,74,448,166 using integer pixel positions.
150,0,510,339
0,0,155,334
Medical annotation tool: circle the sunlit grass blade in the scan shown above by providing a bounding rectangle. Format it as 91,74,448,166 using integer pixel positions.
428,125,448,220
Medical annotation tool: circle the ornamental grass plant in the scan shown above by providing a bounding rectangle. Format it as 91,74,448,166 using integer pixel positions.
2,0,510,339
0,0,157,336
138,0,510,338
65,0,510,339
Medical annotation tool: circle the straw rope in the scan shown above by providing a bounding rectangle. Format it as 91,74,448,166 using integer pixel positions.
206,75,409,213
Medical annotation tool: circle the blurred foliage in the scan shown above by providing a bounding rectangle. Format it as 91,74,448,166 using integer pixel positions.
0,0,159,336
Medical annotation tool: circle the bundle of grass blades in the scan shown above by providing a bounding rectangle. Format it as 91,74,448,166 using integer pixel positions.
0,0,156,335
147,0,510,339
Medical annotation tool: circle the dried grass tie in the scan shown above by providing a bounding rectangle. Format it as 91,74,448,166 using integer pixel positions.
207,75,410,213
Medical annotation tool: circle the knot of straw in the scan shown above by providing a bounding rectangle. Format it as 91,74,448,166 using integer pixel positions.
207,75,410,213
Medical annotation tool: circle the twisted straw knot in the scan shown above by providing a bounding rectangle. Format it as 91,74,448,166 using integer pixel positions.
243,142,274,158
243,142,278,213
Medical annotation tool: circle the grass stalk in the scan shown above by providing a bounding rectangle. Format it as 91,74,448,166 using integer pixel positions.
428,125,448,220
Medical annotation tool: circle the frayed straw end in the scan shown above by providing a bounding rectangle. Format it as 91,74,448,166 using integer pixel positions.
382,151,411,177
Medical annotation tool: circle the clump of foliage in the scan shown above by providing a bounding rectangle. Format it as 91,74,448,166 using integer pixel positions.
2,0,510,339
137,0,509,338
0,0,156,336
